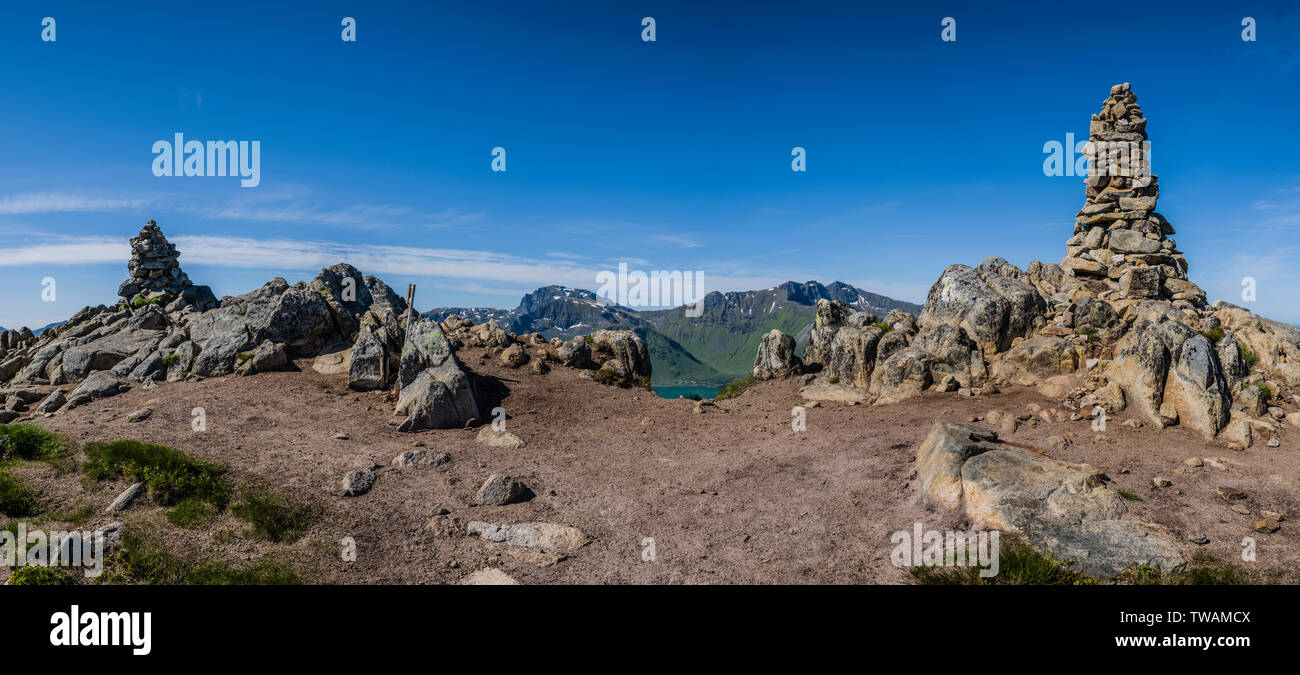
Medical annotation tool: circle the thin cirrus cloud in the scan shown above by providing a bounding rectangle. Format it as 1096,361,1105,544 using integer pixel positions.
0,233,893,300
0,193,153,215
0,190,482,231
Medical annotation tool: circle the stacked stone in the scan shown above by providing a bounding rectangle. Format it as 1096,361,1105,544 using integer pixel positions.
117,219,193,299
1061,83,1201,306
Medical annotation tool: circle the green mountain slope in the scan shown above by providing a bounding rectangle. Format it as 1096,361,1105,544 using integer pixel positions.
641,303,813,378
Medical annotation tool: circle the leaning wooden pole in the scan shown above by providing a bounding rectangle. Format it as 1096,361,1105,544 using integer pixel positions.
395,283,416,398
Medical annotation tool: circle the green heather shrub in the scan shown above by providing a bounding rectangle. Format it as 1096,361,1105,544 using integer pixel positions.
82,440,228,507
0,424,70,463
1201,325,1225,343
161,354,179,366
715,375,758,400
10,566,75,585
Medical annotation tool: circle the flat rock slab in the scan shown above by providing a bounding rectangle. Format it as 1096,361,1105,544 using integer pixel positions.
798,381,867,404
466,521,589,551
917,421,1185,579
475,427,525,449
459,568,520,585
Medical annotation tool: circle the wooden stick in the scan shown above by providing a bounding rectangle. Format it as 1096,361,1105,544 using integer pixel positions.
395,283,416,398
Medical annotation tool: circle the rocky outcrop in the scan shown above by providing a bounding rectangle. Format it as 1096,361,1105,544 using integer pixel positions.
917,422,1185,579
752,330,802,380
764,84,1286,450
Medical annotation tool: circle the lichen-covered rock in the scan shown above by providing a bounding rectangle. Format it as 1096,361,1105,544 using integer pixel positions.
870,346,933,404
917,421,1185,579
1107,307,1229,439
990,336,1079,386
916,258,1047,362
752,329,803,380
555,337,593,369
395,317,478,431
804,299,854,367
589,330,651,387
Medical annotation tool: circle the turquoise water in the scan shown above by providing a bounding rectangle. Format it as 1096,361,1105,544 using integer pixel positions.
652,384,723,400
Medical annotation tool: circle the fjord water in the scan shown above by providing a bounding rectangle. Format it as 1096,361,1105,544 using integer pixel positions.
651,384,722,400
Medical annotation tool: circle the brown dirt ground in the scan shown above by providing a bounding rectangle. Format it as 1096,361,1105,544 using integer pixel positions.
5,345,1299,584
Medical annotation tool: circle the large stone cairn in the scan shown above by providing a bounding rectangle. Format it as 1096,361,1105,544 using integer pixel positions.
1061,83,1202,308
117,219,193,299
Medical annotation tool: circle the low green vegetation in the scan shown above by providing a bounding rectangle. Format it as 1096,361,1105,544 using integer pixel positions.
906,538,1094,585
0,424,72,466
9,566,76,585
49,503,96,525
236,352,254,362
130,294,163,308
1238,341,1259,368
1117,554,1283,585
166,497,220,528
1200,325,1225,343
230,482,314,542
1255,383,1274,402
1116,489,1143,502
874,321,893,333
0,471,42,517
103,530,301,585
82,440,229,507
715,375,758,400
161,353,179,366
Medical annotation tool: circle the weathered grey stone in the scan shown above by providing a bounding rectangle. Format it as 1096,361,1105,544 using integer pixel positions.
477,474,530,506
105,482,143,513
67,371,127,407
392,449,450,469
395,317,478,431
342,468,376,496
33,389,66,414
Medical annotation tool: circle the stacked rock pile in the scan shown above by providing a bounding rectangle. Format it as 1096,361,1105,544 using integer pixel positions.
117,219,194,299
1061,83,1203,308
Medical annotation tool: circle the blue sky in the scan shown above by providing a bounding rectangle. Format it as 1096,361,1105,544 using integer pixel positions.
2,0,1299,330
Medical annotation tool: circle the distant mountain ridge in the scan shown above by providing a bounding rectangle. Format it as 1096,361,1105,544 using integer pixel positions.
425,281,921,385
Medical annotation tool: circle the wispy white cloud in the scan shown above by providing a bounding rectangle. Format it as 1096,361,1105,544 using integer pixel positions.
0,189,483,231
652,233,703,248
0,233,923,304
0,193,154,215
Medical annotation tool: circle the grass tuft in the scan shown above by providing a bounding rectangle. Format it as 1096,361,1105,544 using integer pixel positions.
1200,326,1225,343
82,440,229,507
0,424,72,467
108,530,301,585
0,471,42,517
906,538,1093,585
230,482,314,543
167,497,220,528
1238,342,1260,368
